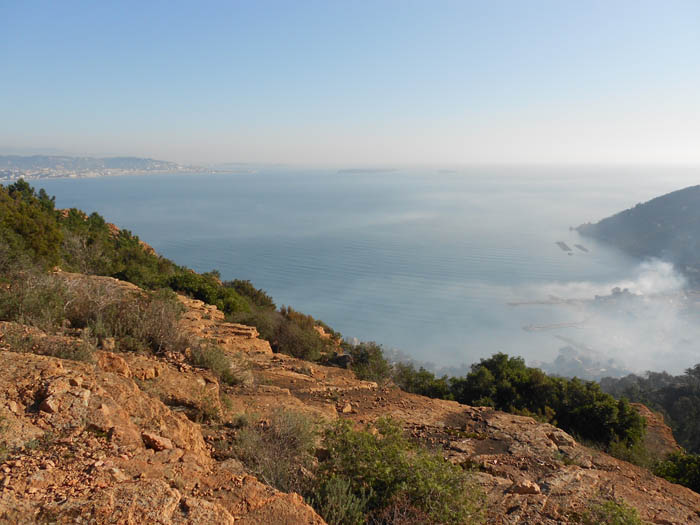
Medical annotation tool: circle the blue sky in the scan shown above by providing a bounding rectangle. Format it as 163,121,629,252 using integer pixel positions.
1,1,699,165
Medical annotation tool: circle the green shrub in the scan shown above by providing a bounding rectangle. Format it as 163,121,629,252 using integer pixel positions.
312,476,369,525
654,451,700,493
190,343,251,386
577,497,644,525
345,341,392,384
274,318,325,361
138,289,189,353
233,409,317,494
37,337,95,363
190,387,222,423
225,279,276,310
607,438,656,470
0,272,67,332
62,281,189,355
168,272,249,315
0,236,32,277
231,309,279,340
392,362,453,400
232,307,334,362
318,418,484,524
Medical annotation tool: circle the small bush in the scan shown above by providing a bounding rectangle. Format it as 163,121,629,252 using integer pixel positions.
224,279,276,310
312,476,369,525
63,281,189,355
368,493,432,525
138,289,189,353
577,497,644,525
168,272,250,315
193,387,222,423
233,409,317,494
607,438,656,470
36,336,95,363
190,343,251,386
2,325,95,363
275,320,325,361
231,309,279,341
345,341,392,384
0,272,67,332
0,271,189,356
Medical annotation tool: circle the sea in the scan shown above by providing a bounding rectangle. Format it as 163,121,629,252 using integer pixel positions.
34,165,700,375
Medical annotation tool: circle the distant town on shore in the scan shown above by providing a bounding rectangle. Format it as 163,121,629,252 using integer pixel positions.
0,154,207,181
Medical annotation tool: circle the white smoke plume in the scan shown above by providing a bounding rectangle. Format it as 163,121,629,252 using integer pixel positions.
515,259,698,377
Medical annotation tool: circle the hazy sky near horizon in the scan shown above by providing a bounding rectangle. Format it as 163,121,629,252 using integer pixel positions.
2,1,699,166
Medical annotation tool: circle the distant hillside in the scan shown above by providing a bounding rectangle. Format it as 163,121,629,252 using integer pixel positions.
0,154,203,180
577,185,700,279
0,154,183,171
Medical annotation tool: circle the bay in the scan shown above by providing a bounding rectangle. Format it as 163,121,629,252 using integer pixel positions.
34,165,700,373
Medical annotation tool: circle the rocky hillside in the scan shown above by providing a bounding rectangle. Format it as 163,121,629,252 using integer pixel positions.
1,273,699,524
577,185,700,279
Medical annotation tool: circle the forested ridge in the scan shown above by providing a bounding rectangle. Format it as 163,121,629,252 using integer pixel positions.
577,185,700,279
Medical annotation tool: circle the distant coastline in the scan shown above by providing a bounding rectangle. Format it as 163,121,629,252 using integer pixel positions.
0,169,213,183
336,168,398,175
0,154,208,182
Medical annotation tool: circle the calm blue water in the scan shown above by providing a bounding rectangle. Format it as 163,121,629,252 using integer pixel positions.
35,166,700,371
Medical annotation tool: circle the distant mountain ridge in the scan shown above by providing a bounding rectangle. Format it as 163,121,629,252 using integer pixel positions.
577,185,700,280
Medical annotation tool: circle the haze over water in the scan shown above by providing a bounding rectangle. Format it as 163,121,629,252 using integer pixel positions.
37,166,700,374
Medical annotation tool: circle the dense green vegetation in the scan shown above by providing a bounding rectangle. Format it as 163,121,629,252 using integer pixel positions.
601,367,700,454
0,180,62,267
393,353,645,449
393,356,700,493
601,367,700,493
654,451,700,493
